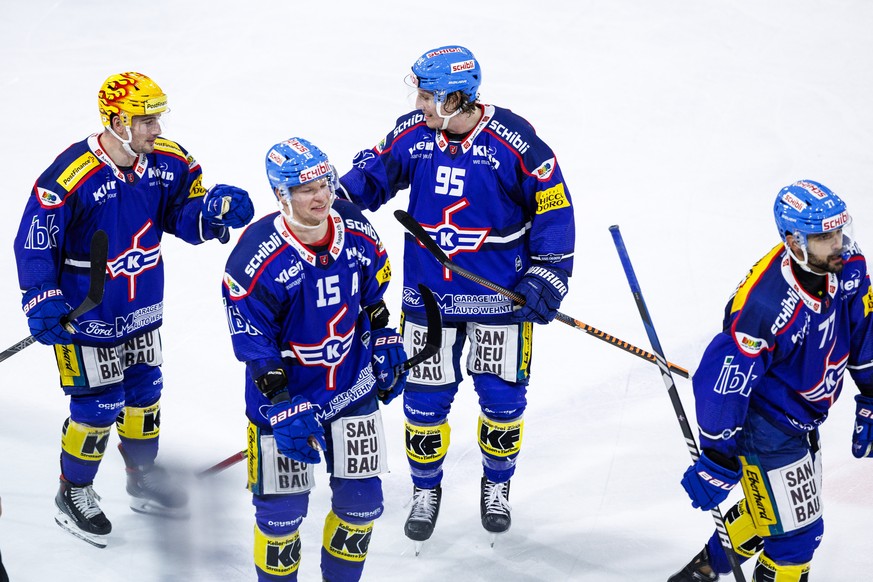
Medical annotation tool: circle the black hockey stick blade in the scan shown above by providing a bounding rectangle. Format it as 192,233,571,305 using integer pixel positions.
610,224,746,582
393,210,690,378
377,284,443,402
399,283,442,371
0,230,108,364
64,229,109,324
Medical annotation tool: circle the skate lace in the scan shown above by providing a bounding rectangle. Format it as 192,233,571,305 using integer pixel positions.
71,485,103,519
483,480,511,516
409,488,438,521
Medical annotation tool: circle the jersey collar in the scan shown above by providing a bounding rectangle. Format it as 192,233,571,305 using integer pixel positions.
89,133,148,182
780,253,837,313
274,209,345,266
435,104,495,154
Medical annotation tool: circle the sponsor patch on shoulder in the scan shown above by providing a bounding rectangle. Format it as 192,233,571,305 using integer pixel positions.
535,183,569,214
533,157,556,181
224,272,248,299
36,186,65,208
376,259,391,285
57,152,100,192
734,331,769,355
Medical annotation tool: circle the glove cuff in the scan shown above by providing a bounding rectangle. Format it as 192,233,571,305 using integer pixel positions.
524,265,569,299
699,450,742,482
22,286,65,315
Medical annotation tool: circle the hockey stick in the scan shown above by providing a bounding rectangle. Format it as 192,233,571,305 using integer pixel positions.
394,209,690,378
609,225,746,582
379,283,443,397
0,230,109,364
198,285,442,479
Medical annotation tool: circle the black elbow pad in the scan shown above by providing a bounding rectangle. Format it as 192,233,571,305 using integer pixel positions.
254,369,289,403
364,299,390,330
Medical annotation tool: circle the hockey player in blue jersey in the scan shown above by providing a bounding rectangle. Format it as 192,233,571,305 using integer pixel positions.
669,181,873,581
12,72,254,548
338,45,575,547
222,137,407,581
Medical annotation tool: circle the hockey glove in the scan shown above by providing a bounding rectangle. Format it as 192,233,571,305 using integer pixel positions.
268,396,327,464
21,286,79,345
511,266,569,324
852,394,873,458
202,184,255,228
680,450,741,511
371,327,408,404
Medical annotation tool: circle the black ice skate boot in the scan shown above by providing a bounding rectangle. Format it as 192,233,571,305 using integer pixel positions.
404,484,442,555
54,475,112,548
480,476,511,545
119,444,189,518
667,546,719,582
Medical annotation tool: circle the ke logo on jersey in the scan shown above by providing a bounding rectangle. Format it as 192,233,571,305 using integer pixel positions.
799,345,848,405
107,221,162,301
418,199,489,280
290,305,355,390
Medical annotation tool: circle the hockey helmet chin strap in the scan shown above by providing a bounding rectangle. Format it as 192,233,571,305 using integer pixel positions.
435,99,462,130
785,241,816,273
107,125,138,158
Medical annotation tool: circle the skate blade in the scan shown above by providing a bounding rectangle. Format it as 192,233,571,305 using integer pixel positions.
414,541,424,556
129,497,190,519
55,512,108,548
488,531,508,548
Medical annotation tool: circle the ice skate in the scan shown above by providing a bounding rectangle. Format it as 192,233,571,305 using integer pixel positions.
404,484,442,556
480,476,511,546
667,546,719,582
120,444,189,518
54,476,111,548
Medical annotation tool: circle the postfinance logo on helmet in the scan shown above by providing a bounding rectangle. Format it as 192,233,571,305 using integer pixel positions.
98,72,168,127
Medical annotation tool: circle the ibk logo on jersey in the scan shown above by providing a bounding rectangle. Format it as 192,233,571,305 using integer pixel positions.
290,305,355,390
418,199,489,281
24,215,59,250
713,356,756,397
107,221,162,301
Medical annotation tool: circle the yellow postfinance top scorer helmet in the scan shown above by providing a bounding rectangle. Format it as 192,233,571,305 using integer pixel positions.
98,72,168,127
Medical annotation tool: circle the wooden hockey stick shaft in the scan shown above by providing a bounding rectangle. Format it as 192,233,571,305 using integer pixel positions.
393,210,690,378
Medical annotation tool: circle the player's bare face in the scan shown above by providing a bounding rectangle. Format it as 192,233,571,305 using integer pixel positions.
289,179,333,226
129,115,163,154
805,230,845,274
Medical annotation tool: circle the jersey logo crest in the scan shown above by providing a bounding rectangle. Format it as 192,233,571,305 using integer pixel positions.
417,199,489,280
107,221,162,301
290,305,355,390
799,343,848,405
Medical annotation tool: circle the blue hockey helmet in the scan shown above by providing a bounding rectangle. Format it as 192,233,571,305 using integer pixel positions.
773,180,853,259
265,137,335,199
409,45,481,103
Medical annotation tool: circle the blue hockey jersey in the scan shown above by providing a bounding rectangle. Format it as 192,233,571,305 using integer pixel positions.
693,243,873,458
222,201,392,428
14,133,228,347
340,104,575,323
